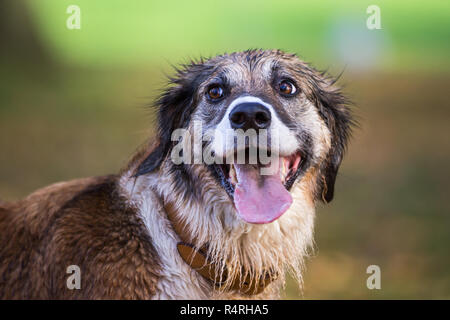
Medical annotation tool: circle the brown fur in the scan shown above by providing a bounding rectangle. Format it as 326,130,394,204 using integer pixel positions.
0,50,353,299
0,176,160,299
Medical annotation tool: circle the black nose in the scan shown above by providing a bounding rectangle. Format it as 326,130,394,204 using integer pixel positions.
229,103,271,130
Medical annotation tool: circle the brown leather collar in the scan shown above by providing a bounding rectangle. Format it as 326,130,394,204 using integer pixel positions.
164,201,276,295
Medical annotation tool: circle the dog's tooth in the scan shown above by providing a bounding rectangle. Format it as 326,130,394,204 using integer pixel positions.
280,159,287,180
230,164,237,184
283,158,291,181
283,158,289,172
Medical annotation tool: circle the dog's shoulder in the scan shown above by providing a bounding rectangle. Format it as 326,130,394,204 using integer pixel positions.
0,176,113,238
0,176,161,299
0,177,110,298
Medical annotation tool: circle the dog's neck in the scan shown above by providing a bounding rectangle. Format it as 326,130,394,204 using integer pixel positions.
119,157,317,298
163,199,277,295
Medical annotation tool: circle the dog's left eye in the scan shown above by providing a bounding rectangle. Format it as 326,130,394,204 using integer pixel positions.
207,85,224,100
278,80,297,96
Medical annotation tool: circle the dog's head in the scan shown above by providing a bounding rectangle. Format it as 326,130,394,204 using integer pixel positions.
136,50,353,224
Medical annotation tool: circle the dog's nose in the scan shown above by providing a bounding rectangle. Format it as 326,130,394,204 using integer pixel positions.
229,103,271,130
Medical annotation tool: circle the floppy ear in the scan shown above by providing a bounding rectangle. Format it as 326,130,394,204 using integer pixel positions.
321,144,343,203
314,77,354,203
135,61,213,176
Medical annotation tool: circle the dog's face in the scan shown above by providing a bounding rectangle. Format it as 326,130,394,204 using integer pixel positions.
136,50,353,224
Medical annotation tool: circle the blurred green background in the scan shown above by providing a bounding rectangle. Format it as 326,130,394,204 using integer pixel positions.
1,0,449,299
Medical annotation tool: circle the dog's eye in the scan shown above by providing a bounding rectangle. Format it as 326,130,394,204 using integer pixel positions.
207,85,224,100
278,80,297,96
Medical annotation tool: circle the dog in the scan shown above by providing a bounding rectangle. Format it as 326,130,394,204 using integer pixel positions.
0,49,353,299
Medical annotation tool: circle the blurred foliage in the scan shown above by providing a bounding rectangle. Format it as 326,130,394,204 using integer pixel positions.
24,0,450,72
0,0,449,299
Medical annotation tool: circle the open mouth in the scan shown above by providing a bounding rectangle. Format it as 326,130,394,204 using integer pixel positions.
211,150,304,224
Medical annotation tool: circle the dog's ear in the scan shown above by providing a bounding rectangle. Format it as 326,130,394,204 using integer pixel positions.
135,61,213,176
321,144,343,203
313,75,354,203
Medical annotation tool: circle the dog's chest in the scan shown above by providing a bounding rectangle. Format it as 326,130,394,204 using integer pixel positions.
131,191,209,299
151,235,210,299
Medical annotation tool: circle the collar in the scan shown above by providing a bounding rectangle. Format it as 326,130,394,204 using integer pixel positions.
164,201,277,295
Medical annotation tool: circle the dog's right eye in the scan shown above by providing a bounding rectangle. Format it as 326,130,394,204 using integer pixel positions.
207,85,224,101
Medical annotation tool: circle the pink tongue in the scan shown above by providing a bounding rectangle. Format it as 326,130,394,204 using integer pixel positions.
234,161,293,224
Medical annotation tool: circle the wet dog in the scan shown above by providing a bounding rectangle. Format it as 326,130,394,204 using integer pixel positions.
0,49,353,299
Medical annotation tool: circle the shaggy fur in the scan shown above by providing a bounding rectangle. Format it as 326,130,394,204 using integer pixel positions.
0,49,353,299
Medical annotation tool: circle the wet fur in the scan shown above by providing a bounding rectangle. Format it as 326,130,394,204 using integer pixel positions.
0,50,353,299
